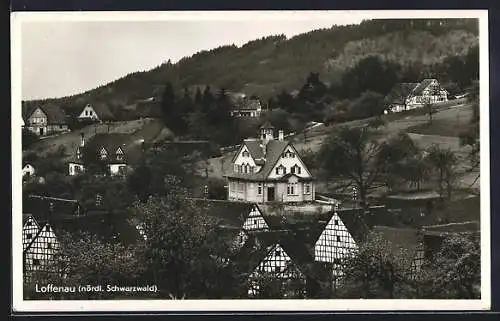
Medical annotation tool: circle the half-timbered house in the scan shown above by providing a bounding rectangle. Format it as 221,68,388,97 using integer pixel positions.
384,79,449,113
22,195,142,282
22,103,69,136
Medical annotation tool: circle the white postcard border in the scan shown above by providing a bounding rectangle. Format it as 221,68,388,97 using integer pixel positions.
11,9,491,312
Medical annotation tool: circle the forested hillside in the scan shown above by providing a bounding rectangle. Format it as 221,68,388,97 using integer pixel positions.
25,18,478,112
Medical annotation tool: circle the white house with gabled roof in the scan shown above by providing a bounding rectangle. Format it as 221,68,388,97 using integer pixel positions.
224,122,315,203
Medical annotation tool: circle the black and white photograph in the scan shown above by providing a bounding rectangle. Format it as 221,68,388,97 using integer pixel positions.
11,10,490,312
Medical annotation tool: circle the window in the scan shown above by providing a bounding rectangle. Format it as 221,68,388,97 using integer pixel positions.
242,151,249,157
275,266,280,273
33,259,40,266
303,182,311,194
100,148,108,160
275,250,281,256
336,236,341,242
287,183,296,195
26,221,32,227
47,242,52,249
45,225,50,232
257,183,263,195
27,233,32,239
334,219,339,226
253,220,257,225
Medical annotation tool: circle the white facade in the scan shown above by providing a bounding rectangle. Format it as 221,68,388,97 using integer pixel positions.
314,212,358,264
26,107,68,136
22,164,36,177
108,163,128,176
407,80,448,108
23,216,40,251
228,178,315,203
247,243,306,297
24,224,60,274
78,105,100,121
227,137,315,203
267,146,311,180
68,162,85,176
233,145,261,173
242,205,270,232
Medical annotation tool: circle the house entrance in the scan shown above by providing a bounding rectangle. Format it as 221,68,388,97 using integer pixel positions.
39,128,44,135
267,186,275,202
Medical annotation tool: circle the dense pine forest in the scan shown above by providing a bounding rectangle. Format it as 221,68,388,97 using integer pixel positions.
24,19,478,110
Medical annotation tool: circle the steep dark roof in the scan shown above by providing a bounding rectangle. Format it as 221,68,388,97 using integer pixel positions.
225,139,290,181
23,194,83,225
189,198,254,228
260,121,275,129
384,83,418,105
24,104,68,125
411,79,438,95
82,133,144,165
368,225,422,265
48,210,142,246
335,208,372,244
86,103,115,121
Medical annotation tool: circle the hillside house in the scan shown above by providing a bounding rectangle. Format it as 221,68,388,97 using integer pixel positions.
230,97,263,117
22,163,36,178
68,133,145,176
77,103,115,123
385,79,448,113
23,104,69,136
134,98,162,119
224,122,315,203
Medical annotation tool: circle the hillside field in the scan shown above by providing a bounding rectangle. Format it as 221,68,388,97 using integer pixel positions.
24,118,166,161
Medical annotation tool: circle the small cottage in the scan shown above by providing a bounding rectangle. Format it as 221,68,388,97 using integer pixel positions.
385,79,449,113
23,104,69,136
77,103,115,123
68,133,145,176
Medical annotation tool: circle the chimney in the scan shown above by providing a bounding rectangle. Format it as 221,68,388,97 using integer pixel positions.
80,132,85,147
278,130,284,141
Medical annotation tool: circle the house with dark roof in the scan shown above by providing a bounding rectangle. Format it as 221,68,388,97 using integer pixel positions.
384,79,448,113
22,194,142,282
68,132,145,176
77,103,115,122
229,94,263,117
22,163,36,178
23,104,69,136
224,122,315,203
